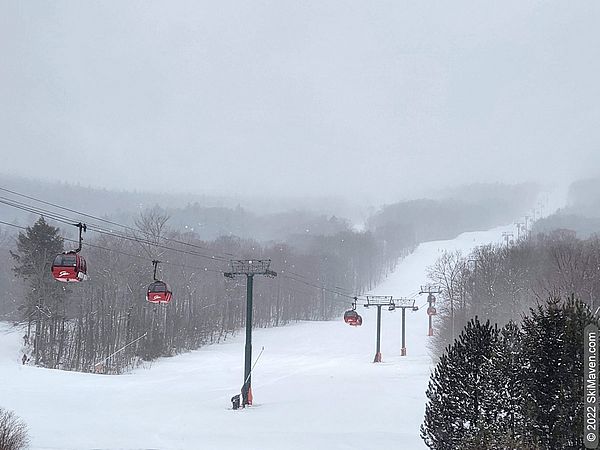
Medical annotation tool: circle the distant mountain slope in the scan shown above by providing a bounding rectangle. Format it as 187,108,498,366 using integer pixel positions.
534,177,600,237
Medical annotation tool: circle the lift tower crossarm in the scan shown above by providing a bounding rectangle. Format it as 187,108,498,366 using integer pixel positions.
419,285,442,296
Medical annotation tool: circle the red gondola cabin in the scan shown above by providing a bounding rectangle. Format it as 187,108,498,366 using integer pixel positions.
343,310,362,326
146,281,173,304
51,252,87,282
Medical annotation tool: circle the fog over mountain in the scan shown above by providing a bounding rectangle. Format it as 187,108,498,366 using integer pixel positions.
1,1,599,202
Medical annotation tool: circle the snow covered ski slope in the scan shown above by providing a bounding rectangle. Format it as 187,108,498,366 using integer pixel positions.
0,223,516,450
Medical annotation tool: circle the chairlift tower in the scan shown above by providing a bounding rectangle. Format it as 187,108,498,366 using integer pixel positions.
515,222,525,241
364,296,394,362
224,260,277,406
502,232,514,248
420,285,442,336
466,259,481,318
392,298,419,355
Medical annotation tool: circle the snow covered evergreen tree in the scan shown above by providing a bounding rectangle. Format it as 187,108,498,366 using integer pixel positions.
521,296,593,449
489,321,526,449
421,318,500,449
423,297,597,449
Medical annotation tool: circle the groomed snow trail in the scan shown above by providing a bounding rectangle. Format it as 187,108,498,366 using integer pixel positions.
0,223,516,450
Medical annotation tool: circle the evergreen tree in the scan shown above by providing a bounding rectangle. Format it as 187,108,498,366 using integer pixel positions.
421,318,499,449
521,296,593,449
11,217,64,282
10,217,66,366
490,321,526,449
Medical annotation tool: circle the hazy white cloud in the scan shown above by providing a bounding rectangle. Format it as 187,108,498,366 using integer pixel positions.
1,1,599,202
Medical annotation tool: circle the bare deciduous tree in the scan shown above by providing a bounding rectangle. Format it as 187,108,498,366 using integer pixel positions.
428,232,600,356
0,408,29,450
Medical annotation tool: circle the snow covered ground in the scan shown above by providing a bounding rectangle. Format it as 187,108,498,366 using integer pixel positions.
0,223,518,450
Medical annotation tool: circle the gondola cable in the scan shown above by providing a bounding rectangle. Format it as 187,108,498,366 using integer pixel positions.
0,191,367,301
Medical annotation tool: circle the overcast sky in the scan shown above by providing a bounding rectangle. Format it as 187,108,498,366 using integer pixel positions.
1,1,599,203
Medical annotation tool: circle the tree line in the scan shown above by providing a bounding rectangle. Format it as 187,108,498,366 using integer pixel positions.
7,211,396,374
426,229,600,356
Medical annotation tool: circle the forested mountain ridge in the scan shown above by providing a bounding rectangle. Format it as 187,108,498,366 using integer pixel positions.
535,177,600,237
